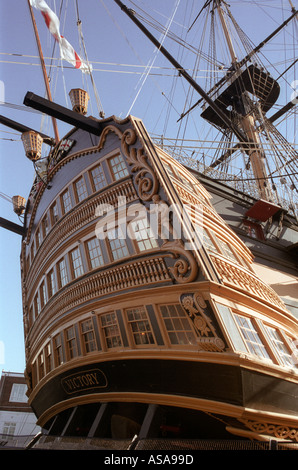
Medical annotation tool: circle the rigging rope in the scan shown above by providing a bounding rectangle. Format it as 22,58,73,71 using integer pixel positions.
75,0,105,117
126,0,181,116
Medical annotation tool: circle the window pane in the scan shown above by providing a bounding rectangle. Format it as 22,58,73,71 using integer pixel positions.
48,269,57,297
45,343,52,372
91,164,106,191
80,319,96,353
266,327,297,368
129,218,158,251
109,154,129,180
160,305,196,345
126,307,155,346
58,258,68,287
70,248,84,278
54,335,63,366
100,313,122,349
216,238,238,262
66,326,78,359
42,216,49,237
107,229,129,260
9,384,27,403
61,189,72,214
87,238,104,269
202,229,217,253
234,314,271,360
2,422,16,439
40,282,46,308
51,201,59,225
75,177,88,202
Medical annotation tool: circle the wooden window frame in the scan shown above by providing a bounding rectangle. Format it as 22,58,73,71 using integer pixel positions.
69,247,84,279
125,306,156,348
60,188,72,215
73,176,88,203
80,319,97,354
89,163,107,192
85,237,104,270
108,153,129,181
100,312,122,350
159,304,197,347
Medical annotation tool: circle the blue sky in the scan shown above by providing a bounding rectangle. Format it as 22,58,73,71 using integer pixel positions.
0,0,296,373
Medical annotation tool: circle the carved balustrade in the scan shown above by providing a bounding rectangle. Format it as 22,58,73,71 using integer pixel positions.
25,179,138,292
26,255,172,344
210,254,286,310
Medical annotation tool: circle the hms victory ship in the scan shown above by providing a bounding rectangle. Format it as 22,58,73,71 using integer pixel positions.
0,0,298,450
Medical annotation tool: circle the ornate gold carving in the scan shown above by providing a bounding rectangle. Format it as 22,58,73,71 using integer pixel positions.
240,419,298,442
121,128,159,201
181,292,226,351
162,240,199,284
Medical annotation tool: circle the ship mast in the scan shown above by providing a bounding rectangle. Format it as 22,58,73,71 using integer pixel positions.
27,0,60,144
214,0,273,201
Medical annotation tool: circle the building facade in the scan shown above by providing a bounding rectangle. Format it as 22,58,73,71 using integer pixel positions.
0,371,40,448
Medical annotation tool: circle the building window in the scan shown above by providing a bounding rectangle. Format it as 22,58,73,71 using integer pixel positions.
9,384,27,403
160,304,197,345
126,307,155,346
109,154,129,181
107,229,129,260
61,189,72,214
54,334,63,366
129,217,158,252
2,422,16,439
90,164,106,191
66,326,78,359
86,237,104,269
70,247,84,279
50,201,59,225
234,314,271,360
58,258,68,288
74,176,88,202
265,327,297,368
100,313,122,349
80,319,96,353
47,269,57,297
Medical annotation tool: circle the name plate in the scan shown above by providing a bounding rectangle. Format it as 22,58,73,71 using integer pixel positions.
61,368,108,394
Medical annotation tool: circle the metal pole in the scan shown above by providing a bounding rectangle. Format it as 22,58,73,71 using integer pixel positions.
27,0,60,144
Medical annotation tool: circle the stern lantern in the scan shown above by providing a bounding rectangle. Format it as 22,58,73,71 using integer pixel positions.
69,88,89,115
21,131,43,161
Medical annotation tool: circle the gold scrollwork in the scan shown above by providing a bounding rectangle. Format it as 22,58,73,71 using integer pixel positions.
181,293,225,351
121,128,159,201
161,240,199,284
